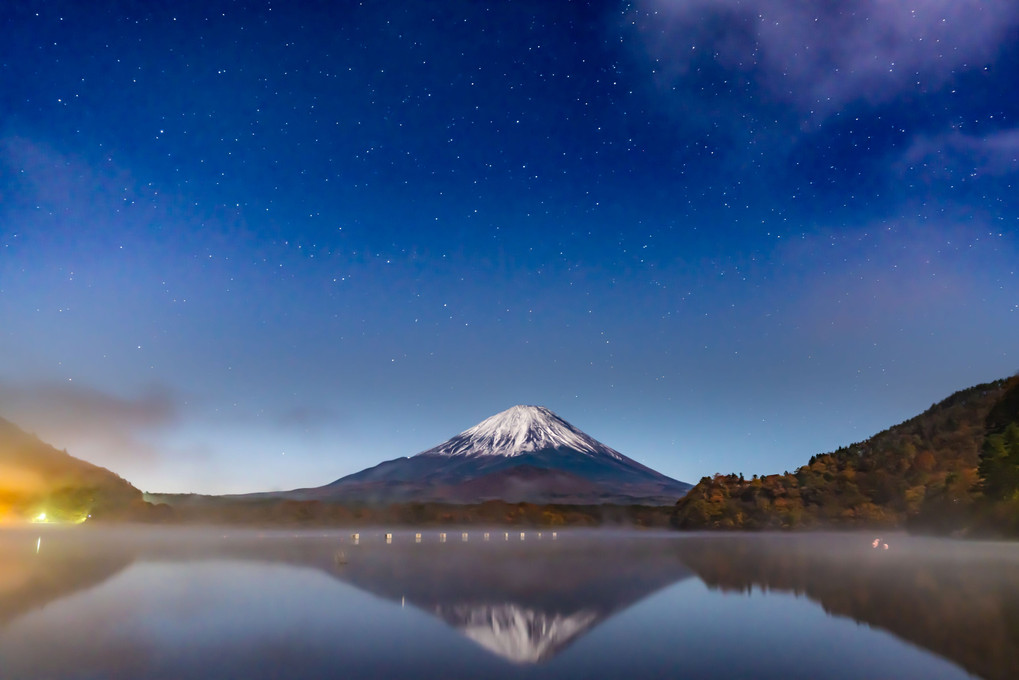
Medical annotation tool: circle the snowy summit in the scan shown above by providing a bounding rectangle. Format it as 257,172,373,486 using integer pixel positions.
280,403,691,505
417,405,623,460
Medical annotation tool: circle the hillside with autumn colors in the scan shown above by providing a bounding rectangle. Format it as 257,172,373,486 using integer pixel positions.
0,417,155,523
672,375,1019,534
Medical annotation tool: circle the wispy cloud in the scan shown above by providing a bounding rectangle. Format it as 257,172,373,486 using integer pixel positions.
273,404,343,429
771,219,1016,344
0,381,179,467
0,136,137,236
627,0,1019,118
0,135,251,259
899,128,1019,178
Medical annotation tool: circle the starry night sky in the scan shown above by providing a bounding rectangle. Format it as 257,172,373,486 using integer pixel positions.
1,0,1017,494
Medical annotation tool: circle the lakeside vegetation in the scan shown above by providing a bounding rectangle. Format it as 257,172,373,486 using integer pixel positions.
0,417,156,524
141,494,674,528
672,375,1019,535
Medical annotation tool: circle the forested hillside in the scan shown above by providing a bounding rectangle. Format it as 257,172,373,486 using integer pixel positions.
0,417,154,523
672,375,1019,534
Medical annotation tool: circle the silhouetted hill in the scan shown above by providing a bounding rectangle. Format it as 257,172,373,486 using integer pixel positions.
672,375,1019,533
0,417,158,523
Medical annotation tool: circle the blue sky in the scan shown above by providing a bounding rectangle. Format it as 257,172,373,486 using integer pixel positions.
1,0,1017,493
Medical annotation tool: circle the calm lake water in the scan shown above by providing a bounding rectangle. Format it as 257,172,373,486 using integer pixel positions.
1,527,1016,680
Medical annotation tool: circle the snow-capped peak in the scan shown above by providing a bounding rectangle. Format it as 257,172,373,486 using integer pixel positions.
439,603,599,664
417,405,624,460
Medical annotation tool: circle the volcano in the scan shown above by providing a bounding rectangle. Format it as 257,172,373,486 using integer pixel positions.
290,405,691,505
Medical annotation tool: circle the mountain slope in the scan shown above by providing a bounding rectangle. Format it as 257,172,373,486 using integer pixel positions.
0,416,150,522
419,405,626,459
288,405,691,505
672,375,1019,531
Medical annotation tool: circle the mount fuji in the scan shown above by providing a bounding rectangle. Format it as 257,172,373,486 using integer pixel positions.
287,405,691,505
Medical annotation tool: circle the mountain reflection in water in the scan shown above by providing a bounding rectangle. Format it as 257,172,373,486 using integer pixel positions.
0,528,1016,680
332,533,694,663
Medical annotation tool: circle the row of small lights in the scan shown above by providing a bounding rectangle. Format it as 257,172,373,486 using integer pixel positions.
351,530,558,544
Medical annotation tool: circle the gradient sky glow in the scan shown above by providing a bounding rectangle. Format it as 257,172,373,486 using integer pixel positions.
1,0,1017,494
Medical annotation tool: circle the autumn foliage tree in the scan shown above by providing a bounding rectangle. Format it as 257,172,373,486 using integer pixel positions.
978,423,1019,501
672,376,1019,533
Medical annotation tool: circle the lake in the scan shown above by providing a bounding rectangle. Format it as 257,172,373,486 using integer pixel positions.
1,527,1016,679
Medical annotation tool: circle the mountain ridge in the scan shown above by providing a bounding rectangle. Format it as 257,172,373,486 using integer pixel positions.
282,405,692,505
0,416,154,523
418,405,625,460
671,375,1019,532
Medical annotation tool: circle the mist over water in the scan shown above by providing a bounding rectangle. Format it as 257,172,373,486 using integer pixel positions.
1,528,1015,680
